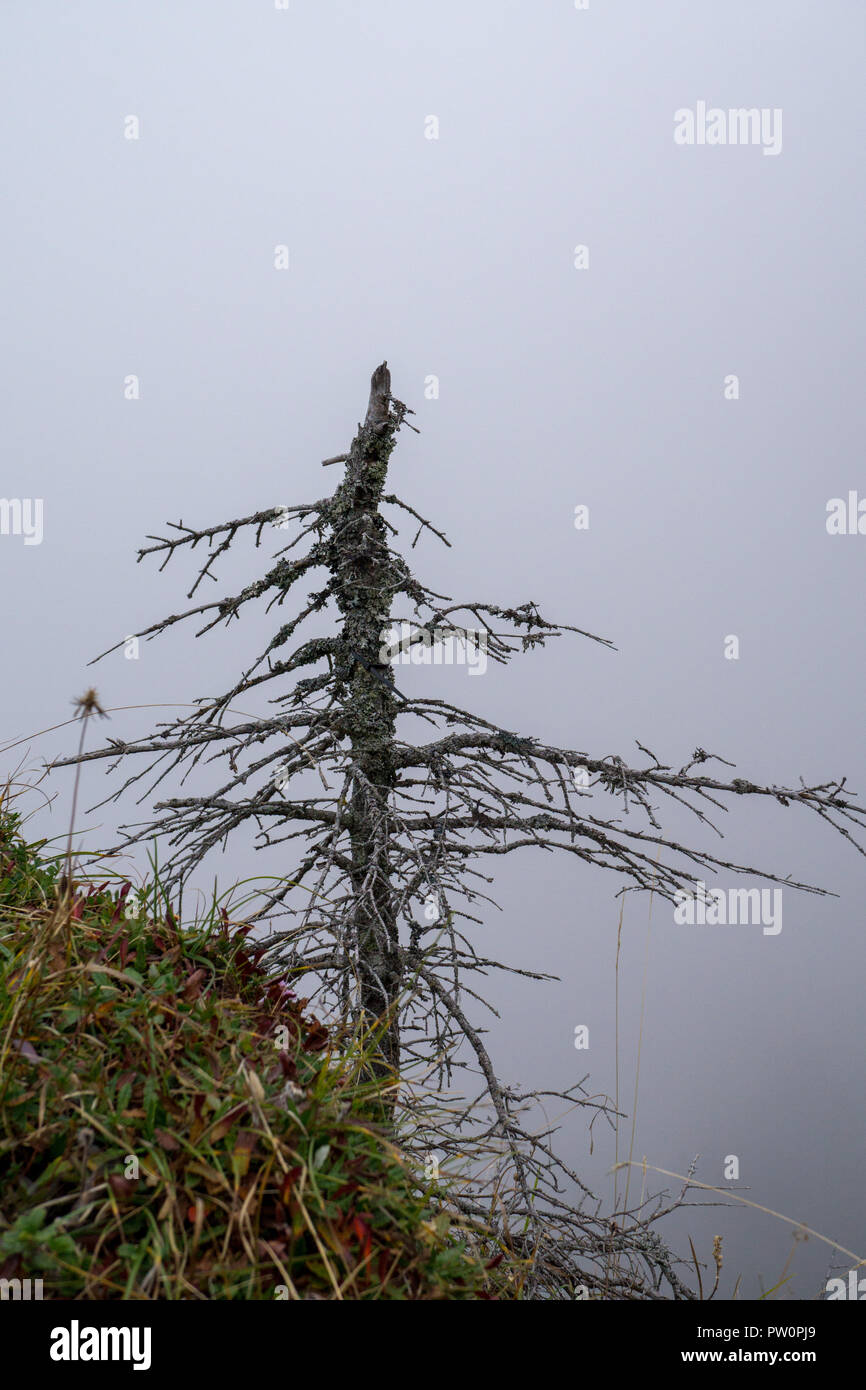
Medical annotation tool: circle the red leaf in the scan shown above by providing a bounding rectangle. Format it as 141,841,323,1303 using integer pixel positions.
181,968,206,1003
109,883,132,925
154,1129,180,1152
303,1020,329,1052
352,1216,373,1261
277,1050,298,1079
279,1166,303,1203
109,1175,137,1199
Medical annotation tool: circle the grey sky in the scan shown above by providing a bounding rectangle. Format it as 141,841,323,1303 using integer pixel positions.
2,1,864,1299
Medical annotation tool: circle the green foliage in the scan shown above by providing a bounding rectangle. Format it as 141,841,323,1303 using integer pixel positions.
0,810,59,909
0,816,500,1300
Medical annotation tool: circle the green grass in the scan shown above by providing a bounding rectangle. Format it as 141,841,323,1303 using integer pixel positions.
0,807,505,1300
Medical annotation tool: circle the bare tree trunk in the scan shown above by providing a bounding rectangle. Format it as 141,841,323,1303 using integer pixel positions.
328,363,402,1077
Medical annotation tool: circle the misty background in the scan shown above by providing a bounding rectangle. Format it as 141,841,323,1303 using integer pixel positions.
1,1,864,1299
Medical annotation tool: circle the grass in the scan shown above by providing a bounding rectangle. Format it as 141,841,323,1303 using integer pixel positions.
0,802,506,1300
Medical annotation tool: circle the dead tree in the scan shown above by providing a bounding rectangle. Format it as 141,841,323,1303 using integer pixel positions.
53,362,866,1297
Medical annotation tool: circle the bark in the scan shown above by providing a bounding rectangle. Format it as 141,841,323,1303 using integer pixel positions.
328,362,402,1077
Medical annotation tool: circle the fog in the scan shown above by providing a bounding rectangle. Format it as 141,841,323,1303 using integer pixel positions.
2,1,863,1299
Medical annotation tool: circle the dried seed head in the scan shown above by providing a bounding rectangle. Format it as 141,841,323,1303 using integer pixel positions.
72,688,108,720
